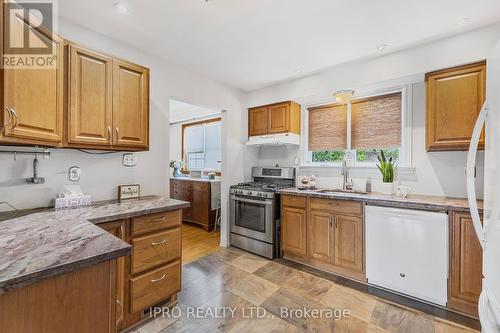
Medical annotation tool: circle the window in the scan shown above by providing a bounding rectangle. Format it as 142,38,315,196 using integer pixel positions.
182,118,221,172
306,89,410,167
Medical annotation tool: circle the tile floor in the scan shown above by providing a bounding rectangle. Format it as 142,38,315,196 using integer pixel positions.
131,247,479,333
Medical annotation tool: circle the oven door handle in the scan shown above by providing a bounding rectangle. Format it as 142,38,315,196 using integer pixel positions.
232,195,273,206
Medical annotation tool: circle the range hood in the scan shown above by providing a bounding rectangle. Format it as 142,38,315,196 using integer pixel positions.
247,133,300,146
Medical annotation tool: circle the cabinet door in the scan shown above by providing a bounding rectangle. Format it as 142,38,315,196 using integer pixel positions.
2,13,64,145
282,207,307,258
192,189,209,226
268,102,289,134
68,44,113,146
309,210,334,264
112,59,149,149
248,106,268,136
334,215,364,273
449,212,483,317
99,220,127,332
426,61,486,151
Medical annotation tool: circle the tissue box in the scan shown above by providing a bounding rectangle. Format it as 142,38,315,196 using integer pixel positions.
54,195,92,210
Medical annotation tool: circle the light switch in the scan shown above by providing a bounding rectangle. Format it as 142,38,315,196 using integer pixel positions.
122,153,137,167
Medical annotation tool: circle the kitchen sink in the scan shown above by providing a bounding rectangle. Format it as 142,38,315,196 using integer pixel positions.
316,189,368,195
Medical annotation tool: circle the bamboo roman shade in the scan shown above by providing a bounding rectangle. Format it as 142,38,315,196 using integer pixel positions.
308,104,347,151
351,92,402,149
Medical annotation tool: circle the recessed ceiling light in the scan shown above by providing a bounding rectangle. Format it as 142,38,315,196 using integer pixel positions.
377,44,389,51
294,69,303,74
114,1,130,14
456,17,471,26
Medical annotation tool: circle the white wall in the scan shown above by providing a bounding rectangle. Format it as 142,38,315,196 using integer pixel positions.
0,19,258,245
246,24,500,199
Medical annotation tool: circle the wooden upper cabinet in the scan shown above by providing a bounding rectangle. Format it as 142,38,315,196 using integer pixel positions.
426,61,486,151
308,210,334,264
248,101,300,137
1,12,64,145
248,106,268,136
449,211,483,317
112,60,150,149
268,102,289,133
334,215,364,273
281,206,307,258
67,45,113,146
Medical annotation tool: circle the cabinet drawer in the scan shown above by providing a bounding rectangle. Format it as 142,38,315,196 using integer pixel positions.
132,210,181,236
282,195,306,209
130,261,181,313
310,198,363,216
193,182,209,192
172,180,192,189
132,228,181,274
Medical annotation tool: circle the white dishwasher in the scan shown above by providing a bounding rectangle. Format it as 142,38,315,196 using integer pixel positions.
366,205,448,306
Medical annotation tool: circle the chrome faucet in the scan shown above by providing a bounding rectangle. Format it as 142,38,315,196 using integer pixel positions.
341,159,353,191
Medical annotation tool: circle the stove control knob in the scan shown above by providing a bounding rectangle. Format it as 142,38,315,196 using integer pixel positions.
246,191,252,195
257,192,262,197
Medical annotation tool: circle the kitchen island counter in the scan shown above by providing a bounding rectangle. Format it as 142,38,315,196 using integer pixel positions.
0,196,189,293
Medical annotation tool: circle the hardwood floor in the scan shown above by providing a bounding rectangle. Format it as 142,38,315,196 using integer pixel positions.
182,223,220,264
132,247,479,333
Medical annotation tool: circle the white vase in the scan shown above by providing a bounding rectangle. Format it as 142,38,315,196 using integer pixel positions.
379,182,394,195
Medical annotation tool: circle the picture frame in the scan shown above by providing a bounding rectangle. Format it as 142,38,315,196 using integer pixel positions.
118,184,141,200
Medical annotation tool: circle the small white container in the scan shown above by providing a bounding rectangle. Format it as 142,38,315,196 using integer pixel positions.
379,182,394,195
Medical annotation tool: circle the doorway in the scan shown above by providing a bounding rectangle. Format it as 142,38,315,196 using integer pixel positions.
169,98,223,263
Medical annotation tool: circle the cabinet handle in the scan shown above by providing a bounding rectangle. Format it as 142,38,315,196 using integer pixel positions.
150,274,166,283
151,239,166,246
115,127,119,139
329,217,333,228
328,201,339,206
2,107,13,133
107,126,112,140
10,108,18,131
116,299,123,322
119,224,125,238
334,217,338,228
152,217,167,223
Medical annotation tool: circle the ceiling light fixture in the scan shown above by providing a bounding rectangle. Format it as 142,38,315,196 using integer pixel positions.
294,69,303,74
114,1,130,14
334,90,355,104
456,17,471,26
377,44,389,51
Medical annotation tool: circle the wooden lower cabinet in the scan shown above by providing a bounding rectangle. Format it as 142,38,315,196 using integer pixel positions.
281,206,308,258
170,178,216,231
99,220,126,331
448,211,483,317
99,209,182,331
334,215,364,273
281,195,365,281
308,210,334,263
0,260,117,333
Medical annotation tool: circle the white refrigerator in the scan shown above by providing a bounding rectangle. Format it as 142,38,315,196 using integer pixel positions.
467,40,500,333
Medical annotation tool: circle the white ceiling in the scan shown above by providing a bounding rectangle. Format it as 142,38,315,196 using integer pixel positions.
59,0,500,91
169,100,220,124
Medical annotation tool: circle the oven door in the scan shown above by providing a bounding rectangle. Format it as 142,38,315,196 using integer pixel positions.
230,194,274,243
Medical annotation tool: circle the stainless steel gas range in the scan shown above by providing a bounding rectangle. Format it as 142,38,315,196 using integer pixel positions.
230,166,295,259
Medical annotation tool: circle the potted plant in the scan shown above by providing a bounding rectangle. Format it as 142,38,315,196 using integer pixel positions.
169,160,183,178
376,150,396,195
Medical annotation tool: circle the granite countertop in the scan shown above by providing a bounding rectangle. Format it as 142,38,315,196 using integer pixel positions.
0,196,189,294
278,188,483,213
171,176,221,183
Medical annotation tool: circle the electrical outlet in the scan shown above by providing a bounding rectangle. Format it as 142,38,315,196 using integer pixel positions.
122,153,137,167
69,166,81,182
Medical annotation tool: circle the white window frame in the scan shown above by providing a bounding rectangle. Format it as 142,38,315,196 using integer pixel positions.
302,85,413,169
183,120,222,172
